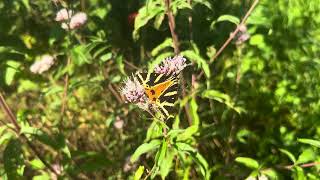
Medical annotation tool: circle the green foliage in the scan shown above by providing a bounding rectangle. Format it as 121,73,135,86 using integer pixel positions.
1,0,320,179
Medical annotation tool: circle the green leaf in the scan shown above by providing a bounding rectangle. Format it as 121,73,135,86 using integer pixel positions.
71,45,92,66
3,139,25,179
5,60,21,85
145,120,163,142
188,98,200,126
296,148,315,164
261,168,279,180
134,166,145,180
151,38,173,56
154,14,165,30
181,50,210,78
279,148,296,163
298,138,320,148
131,139,162,162
177,125,198,141
193,0,212,9
29,159,45,170
133,2,165,40
159,149,175,179
202,90,243,114
294,166,306,180
216,14,240,25
32,173,51,180
235,157,259,169
157,140,167,166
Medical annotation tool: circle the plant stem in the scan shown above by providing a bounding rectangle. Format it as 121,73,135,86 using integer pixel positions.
164,0,193,125
164,0,180,55
197,0,260,80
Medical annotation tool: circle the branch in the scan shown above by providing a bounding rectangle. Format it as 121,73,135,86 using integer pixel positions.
164,0,193,125
197,0,260,79
164,0,180,54
0,92,60,176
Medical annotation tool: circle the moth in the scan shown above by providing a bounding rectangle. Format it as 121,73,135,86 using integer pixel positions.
136,72,179,118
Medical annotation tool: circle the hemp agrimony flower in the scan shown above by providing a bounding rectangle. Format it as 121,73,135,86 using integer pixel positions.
154,55,188,76
121,76,149,110
30,55,55,74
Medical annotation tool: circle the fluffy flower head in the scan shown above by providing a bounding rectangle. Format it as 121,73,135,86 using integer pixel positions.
55,8,73,22
154,55,187,75
121,76,148,109
69,12,87,29
30,55,55,74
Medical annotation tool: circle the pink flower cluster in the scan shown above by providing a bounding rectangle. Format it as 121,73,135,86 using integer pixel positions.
30,55,55,74
235,24,250,45
154,55,188,76
55,8,87,30
121,76,149,109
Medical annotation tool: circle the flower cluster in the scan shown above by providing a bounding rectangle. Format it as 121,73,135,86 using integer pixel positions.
55,8,87,30
30,55,55,74
120,56,188,113
235,24,250,45
154,55,188,76
121,76,149,110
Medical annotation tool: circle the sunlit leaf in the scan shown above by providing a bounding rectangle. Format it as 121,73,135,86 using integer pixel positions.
131,139,162,163
235,157,259,169
298,138,320,148
134,166,145,180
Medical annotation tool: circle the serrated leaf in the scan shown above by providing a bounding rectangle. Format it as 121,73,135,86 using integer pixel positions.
298,138,320,148
235,157,259,169
131,139,161,162
279,148,296,163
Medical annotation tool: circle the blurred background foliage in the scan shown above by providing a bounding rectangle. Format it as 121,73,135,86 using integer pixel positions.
1,0,320,179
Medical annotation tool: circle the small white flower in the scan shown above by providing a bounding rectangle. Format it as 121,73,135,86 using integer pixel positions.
154,55,188,76
55,8,73,22
30,55,55,74
114,117,124,130
69,12,87,29
61,22,69,30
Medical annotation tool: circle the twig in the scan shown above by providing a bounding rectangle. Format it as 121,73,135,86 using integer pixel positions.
197,0,260,79
164,0,193,125
0,92,60,176
108,84,123,103
282,162,320,170
164,0,180,55
124,60,139,70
